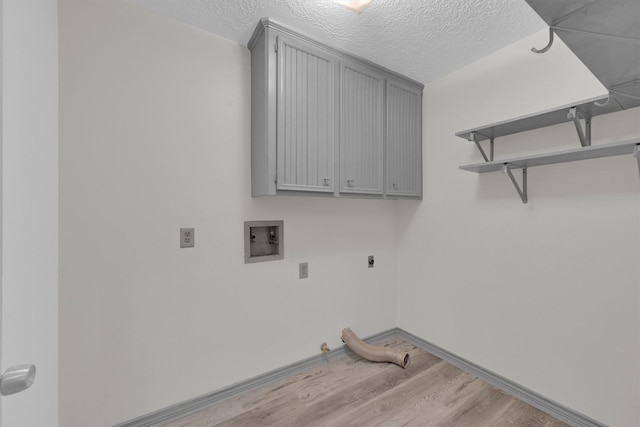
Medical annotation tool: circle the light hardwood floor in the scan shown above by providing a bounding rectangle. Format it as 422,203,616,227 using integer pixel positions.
164,339,571,427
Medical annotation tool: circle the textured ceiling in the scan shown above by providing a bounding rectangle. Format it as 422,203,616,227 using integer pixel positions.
125,0,546,84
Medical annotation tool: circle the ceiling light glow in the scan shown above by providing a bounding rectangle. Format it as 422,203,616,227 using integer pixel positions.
336,0,372,14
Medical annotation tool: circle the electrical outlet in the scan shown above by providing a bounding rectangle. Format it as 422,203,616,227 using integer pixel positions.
180,228,195,248
299,262,309,279
368,255,374,268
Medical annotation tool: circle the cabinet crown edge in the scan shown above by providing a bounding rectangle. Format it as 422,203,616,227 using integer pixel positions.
248,17,424,90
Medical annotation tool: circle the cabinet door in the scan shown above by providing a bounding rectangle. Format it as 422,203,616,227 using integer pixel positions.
386,79,422,197
340,62,384,195
276,35,337,192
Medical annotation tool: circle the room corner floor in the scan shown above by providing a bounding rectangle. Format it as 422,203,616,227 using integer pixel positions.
162,338,571,427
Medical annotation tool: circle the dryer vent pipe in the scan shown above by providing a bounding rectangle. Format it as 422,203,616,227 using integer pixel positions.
341,328,409,368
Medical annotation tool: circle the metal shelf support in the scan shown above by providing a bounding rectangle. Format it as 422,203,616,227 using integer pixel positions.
469,132,494,162
502,165,528,204
634,145,640,178
568,107,591,147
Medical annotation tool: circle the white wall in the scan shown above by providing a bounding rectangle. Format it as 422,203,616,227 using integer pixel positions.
396,29,640,427
59,2,401,425
1,0,59,426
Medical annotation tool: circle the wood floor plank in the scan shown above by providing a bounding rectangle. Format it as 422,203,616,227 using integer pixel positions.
373,373,489,427
328,361,463,426
215,349,442,427
430,383,514,427
489,400,552,427
163,339,416,427
162,339,573,427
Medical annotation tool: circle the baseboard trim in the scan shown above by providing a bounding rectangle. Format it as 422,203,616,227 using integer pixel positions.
115,327,606,427
394,328,607,427
113,328,399,427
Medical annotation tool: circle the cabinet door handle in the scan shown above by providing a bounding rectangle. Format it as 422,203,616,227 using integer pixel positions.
347,179,354,187
323,178,331,186
392,183,399,190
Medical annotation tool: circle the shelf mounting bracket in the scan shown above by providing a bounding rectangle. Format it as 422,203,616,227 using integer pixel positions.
469,132,494,162
502,165,528,204
568,107,591,147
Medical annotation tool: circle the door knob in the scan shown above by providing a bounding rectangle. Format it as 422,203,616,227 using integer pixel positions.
0,364,36,396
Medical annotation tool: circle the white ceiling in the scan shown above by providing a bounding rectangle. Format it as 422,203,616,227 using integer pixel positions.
125,0,546,84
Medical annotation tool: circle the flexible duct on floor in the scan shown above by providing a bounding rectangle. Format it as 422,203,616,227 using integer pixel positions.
341,328,410,368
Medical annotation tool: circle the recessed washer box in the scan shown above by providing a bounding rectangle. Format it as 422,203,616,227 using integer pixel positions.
244,220,284,264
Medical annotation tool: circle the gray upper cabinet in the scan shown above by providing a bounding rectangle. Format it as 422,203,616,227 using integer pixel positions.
386,79,422,197
276,35,338,193
340,62,385,195
249,18,423,199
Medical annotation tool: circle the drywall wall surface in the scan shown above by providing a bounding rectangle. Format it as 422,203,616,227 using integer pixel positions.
1,0,59,425
396,29,640,427
59,1,399,425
